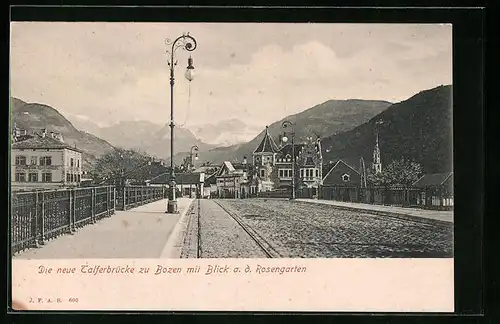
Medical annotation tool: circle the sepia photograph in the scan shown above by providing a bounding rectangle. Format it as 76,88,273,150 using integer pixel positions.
10,22,454,261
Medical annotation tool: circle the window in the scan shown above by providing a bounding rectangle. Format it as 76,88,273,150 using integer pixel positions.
300,169,304,178
279,169,284,177
260,170,265,177
15,156,26,165
315,169,319,177
40,156,52,166
66,173,71,182
77,159,80,168
70,158,74,167
42,173,52,182
15,173,26,182
306,169,310,178
28,173,38,182
77,174,81,182
30,157,38,165
342,174,350,182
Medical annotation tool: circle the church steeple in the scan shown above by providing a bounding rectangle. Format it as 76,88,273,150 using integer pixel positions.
372,120,383,174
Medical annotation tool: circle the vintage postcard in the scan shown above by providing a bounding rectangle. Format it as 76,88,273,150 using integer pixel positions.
10,22,454,312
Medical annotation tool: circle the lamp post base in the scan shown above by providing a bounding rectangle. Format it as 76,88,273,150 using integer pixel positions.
166,199,179,214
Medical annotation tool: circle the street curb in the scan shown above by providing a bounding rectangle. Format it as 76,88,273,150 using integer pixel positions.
295,199,453,227
159,199,195,258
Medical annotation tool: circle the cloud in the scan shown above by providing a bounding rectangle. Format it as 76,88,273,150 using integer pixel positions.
10,23,452,129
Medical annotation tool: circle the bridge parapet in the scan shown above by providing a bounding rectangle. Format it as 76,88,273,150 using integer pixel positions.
11,185,115,254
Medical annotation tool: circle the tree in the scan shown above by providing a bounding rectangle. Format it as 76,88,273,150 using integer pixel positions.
367,158,423,187
90,148,161,185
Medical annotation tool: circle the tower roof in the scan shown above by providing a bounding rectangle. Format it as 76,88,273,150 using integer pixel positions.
253,126,279,154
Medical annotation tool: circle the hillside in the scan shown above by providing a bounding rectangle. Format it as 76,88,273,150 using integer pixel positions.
10,98,115,169
322,85,453,173
193,99,392,164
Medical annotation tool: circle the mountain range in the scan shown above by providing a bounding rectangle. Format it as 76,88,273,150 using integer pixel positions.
188,119,264,146
10,84,452,174
189,99,393,165
189,85,452,174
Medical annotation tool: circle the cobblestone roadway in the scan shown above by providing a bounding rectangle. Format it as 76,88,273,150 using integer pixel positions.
216,199,453,258
197,199,268,258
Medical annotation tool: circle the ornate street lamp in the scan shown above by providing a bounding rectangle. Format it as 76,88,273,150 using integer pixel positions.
190,145,199,171
164,33,198,213
281,120,296,200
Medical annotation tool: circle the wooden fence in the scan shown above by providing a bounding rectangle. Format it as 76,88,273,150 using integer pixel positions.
254,190,291,199
115,185,165,211
250,186,453,210
11,186,115,254
314,186,453,210
316,186,421,207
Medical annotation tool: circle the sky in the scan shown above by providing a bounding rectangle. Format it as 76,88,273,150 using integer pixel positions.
10,22,452,128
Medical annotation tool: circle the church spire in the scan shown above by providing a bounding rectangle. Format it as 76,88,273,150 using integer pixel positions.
372,120,383,174
253,125,279,154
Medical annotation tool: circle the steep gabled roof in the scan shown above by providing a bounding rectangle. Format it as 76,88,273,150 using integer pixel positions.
253,126,279,154
412,172,453,188
12,135,83,153
322,159,360,181
278,143,304,158
215,161,237,177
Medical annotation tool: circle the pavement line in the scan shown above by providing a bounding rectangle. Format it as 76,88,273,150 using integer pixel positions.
159,199,195,258
295,199,453,225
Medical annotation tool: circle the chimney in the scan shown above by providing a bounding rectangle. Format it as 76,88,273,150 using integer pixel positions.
41,128,47,138
58,133,64,143
50,131,55,138
243,156,247,165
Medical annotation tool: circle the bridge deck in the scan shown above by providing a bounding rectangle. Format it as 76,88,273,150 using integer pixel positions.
13,198,193,259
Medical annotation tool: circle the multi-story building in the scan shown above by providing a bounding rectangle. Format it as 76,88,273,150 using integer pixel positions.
11,128,83,190
214,161,248,198
251,126,324,192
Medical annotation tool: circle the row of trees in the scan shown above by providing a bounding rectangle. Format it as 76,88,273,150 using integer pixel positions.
89,148,168,186
366,158,424,187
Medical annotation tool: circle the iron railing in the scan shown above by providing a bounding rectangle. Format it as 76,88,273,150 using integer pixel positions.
115,185,165,211
11,186,115,254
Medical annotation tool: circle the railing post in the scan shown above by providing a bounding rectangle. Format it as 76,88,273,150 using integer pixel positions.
34,192,41,248
68,188,73,234
91,187,96,223
40,191,46,245
71,189,77,232
106,186,110,217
